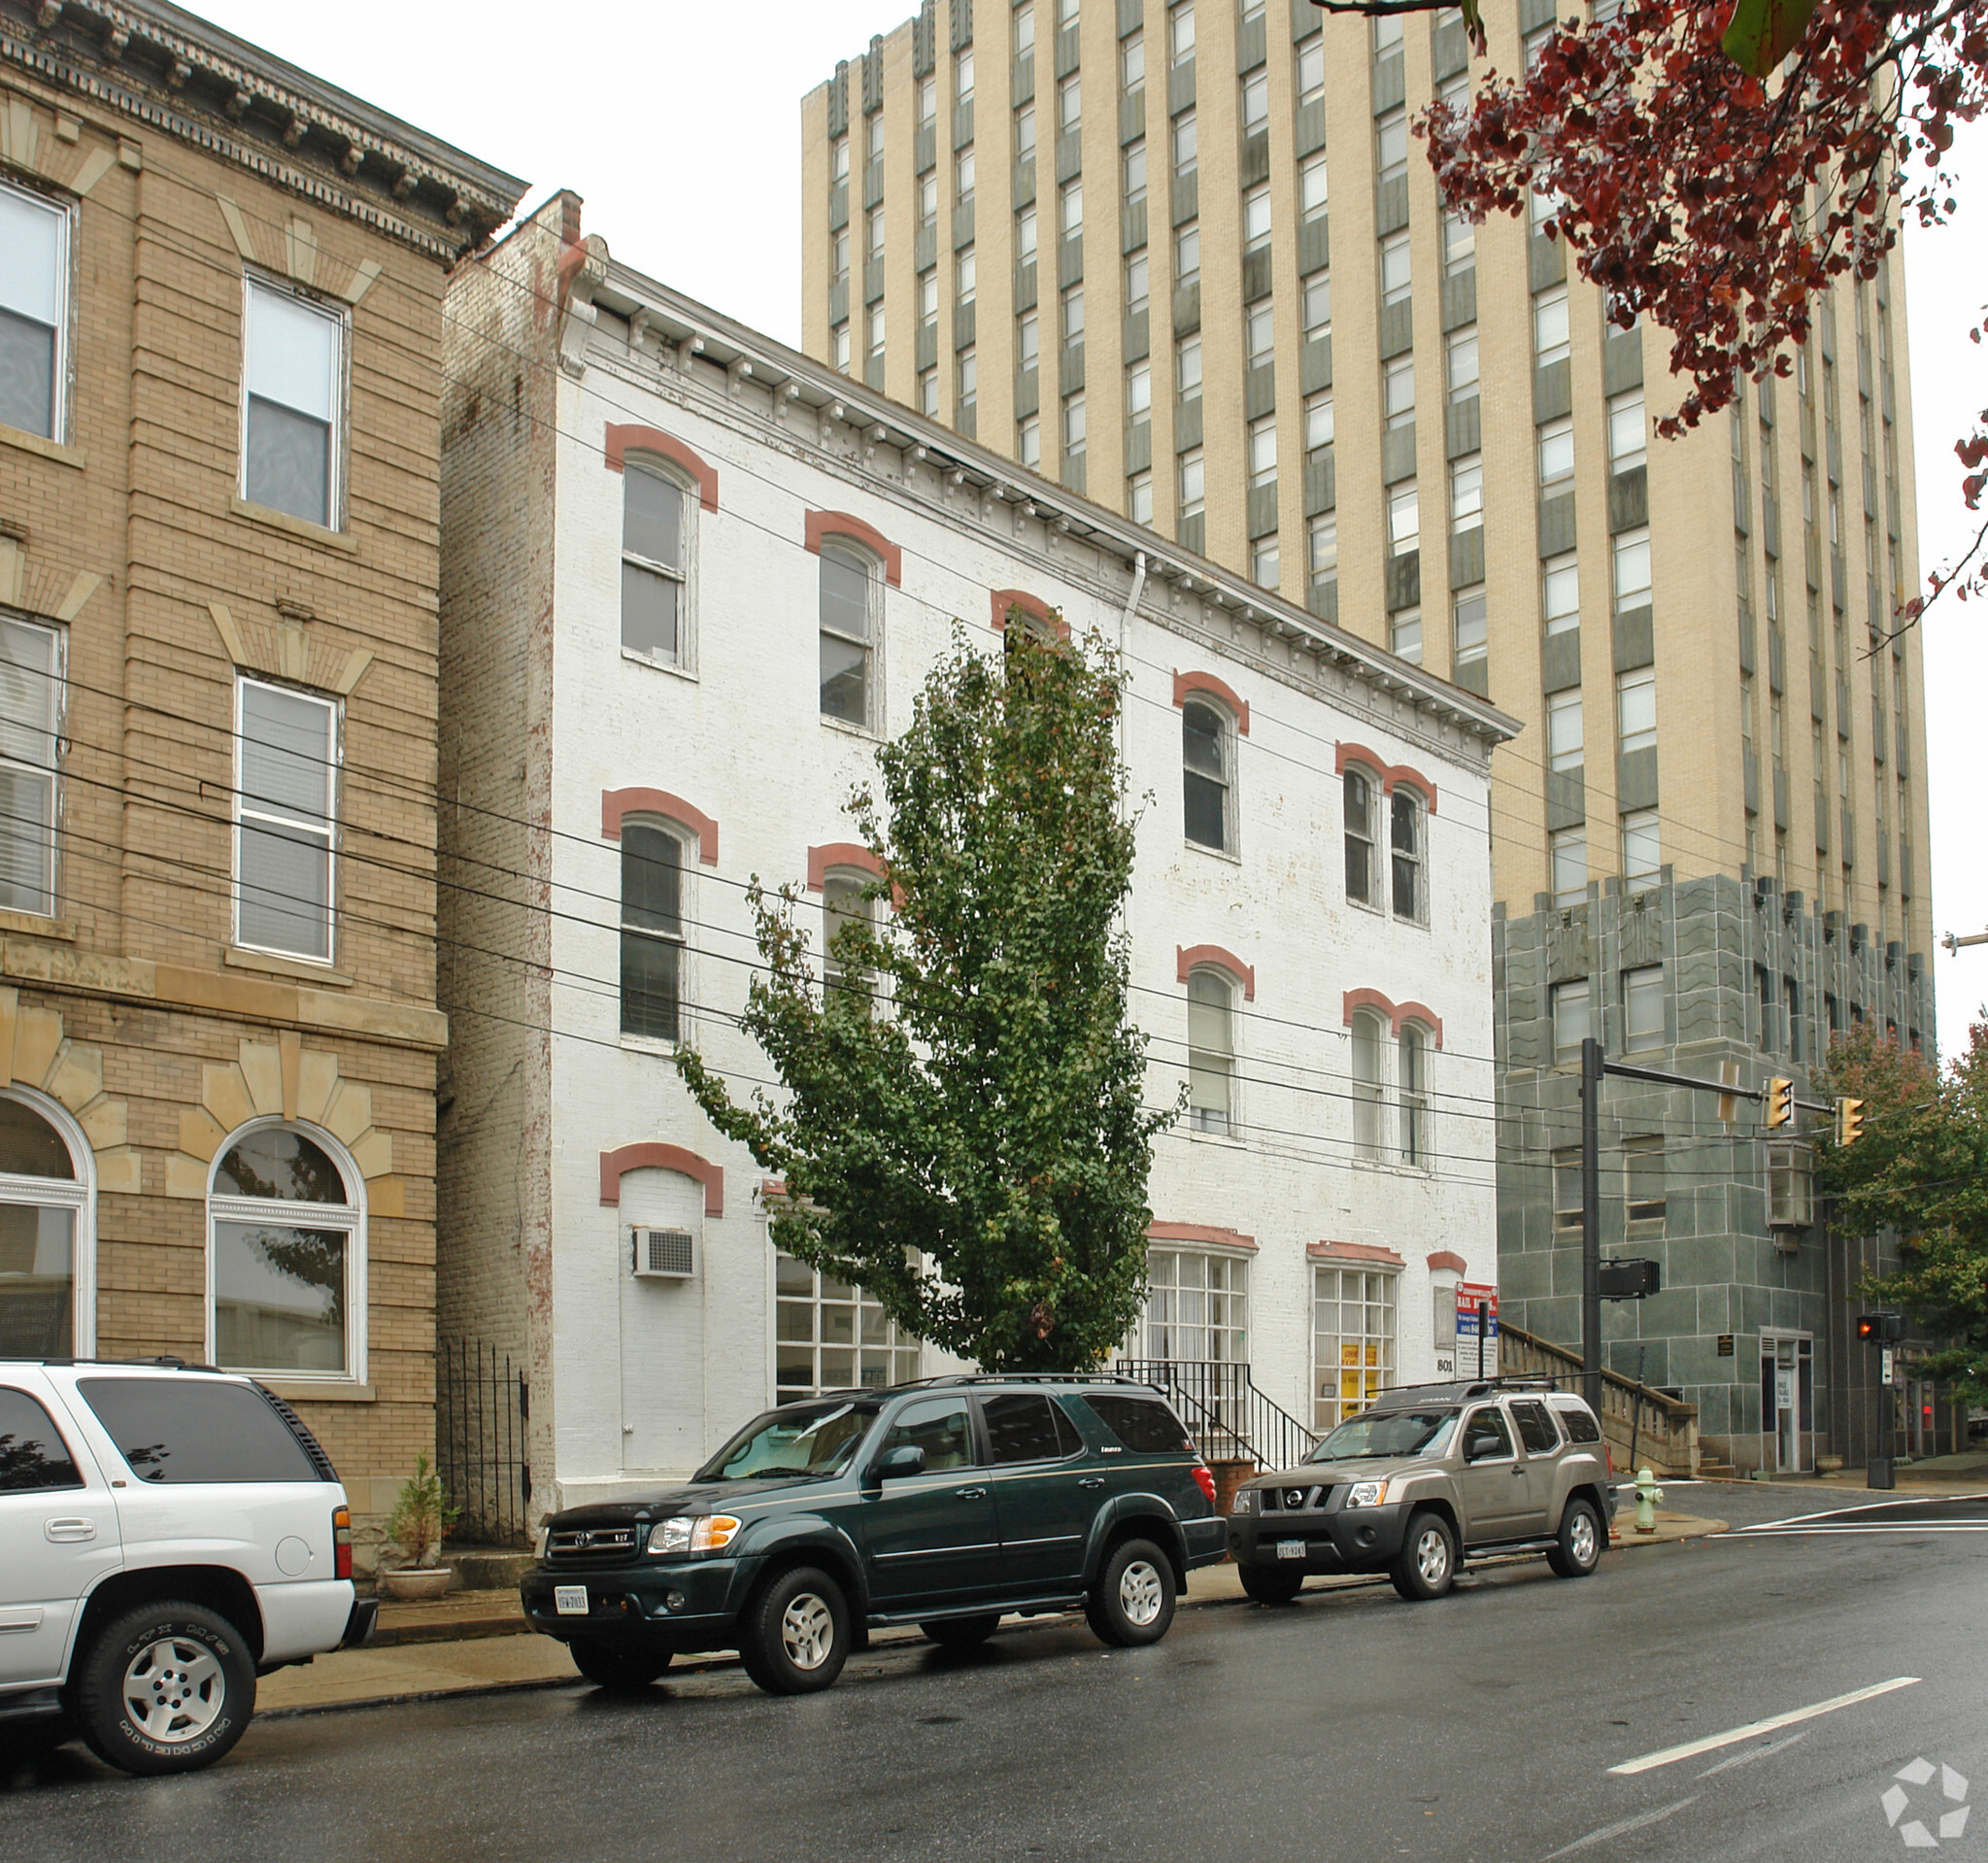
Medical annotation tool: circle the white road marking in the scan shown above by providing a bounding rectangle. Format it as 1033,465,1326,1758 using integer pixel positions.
1729,1493,1988,1531
1541,1796,1700,1859
1727,1524,1988,1536
1609,1677,1922,1776
1695,1730,1808,1778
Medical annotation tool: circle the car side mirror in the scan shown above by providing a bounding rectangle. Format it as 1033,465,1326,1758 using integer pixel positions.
1466,1432,1503,1462
877,1444,927,1479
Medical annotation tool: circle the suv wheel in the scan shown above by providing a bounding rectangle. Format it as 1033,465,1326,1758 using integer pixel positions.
739,1566,851,1696
920,1615,1000,1650
1084,1537,1177,1647
570,1641,673,1690
1389,1510,1458,1602
1546,1497,1603,1578
71,1601,256,1777
1239,1565,1304,1607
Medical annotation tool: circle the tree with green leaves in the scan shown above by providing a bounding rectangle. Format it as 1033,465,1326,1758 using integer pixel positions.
1815,1019,1988,1404
676,620,1174,1373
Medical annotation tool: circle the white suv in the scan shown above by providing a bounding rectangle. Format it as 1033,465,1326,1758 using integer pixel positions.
0,1358,374,1776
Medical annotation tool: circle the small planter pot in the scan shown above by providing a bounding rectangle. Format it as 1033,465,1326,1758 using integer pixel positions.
378,1567,455,1602
1815,1455,1844,1474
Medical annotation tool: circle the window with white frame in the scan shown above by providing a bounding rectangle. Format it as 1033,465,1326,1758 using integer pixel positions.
1242,185,1271,254
1018,414,1040,466
1246,301,1274,367
1017,205,1037,262
242,277,345,529
1122,27,1145,89
1550,826,1586,907
235,675,336,963
1059,72,1081,135
1299,152,1330,219
1313,1264,1396,1430
1128,468,1153,524
1553,1147,1582,1230
1613,525,1652,615
1182,698,1233,852
1178,447,1205,521
1379,232,1411,306
1387,483,1419,557
1552,978,1591,1063
1017,101,1038,160
1383,354,1415,429
1018,308,1039,368
621,459,691,664
957,147,976,209
1537,415,1575,487
1391,790,1425,919
1060,177,1084,237
1169,0,1196,67
1344,766,1376,906
1617,667,1657,755
1546,688,1583,772
1062,390,1086,458
1144,1245,1247,1361
1176,329,1202,396
1350,1007,1384,1157
1398,1025,1431,1166
958,346,977,417
867,302,886,357
957,245,977,306
1453,587,1487,679
1174,221,1200,290
1533,287,1570,366
1375,109,1408,186
1608,390,1647,473
1441,208,1474,276
822,871,877,1009
1623,963,1665,1050
1247,415,1276,489
0,615,60,917
208,1122,361,1380
1171,107,1197,177
1623,808,1661,889
1450,455,1483,534
1126,248,1150,315
1297,34,1325,106
775,1251,920,1399
1015,0,1035,55
1251,535,1279,587
1302,269,1331,341
1391,609,1422,664
1446,326,1478,403
1127,359,1152,422
1624,1136,1666,1224
1304,390,1333,462
1186,967,1236,1134
1542,552,1579,635
620,819,684,1042
0,1090,89,1358
0,181,71,442
1309,514,1337,601
819,545,879,727
955,45,975,102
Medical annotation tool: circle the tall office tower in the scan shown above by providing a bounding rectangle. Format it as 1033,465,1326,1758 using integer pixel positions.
801,0,1937,1475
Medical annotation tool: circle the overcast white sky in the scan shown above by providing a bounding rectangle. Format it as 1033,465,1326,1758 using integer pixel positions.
196,0,1988,1054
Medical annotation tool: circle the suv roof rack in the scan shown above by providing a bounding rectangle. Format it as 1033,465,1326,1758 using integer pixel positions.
1370,1374,1571,1408
794,1372,1159,1404
0,1355,228,1372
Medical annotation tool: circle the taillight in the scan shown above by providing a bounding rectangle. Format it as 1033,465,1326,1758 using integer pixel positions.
1192,1465,1217,1505
333,1505,353,1580
1605,1444,1615,1477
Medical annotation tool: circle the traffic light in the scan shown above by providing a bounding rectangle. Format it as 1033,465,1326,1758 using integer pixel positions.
1857,1313,1881,1342
1836,1096,1866,1147
1765,1077,1794,1129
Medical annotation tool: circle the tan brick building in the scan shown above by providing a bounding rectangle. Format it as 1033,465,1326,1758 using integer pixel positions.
800,0,1936,1471
0,0,522,1546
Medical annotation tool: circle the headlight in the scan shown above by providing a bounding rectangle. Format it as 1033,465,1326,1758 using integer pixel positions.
1345,1479,1390,1508
1230,1487,1258,1515
647,1514,742,1555
536,1527,551,1560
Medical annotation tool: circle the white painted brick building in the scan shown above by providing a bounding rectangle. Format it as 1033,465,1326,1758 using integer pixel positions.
439,195,1517,1516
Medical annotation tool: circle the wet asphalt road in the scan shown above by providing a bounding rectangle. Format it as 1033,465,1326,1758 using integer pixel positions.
4,1483,1984,1863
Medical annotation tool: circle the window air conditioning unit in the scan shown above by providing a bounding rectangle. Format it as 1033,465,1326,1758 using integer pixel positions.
631,1227,695,1279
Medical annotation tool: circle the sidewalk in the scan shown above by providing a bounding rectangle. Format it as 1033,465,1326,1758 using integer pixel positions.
259,1507,1726,1718
1697,1447,1988,1498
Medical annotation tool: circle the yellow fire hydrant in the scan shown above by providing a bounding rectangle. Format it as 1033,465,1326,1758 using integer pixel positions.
1634,1467,1664,1535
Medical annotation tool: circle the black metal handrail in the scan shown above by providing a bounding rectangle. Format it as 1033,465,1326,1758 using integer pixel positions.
1115,1358,1319,1472
437,1337,531,1547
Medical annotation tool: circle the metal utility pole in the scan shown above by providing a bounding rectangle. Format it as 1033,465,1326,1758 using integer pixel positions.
1580,1036,1603,1415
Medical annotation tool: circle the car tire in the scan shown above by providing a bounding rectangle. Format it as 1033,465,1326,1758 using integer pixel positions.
738,1566,852,1696
1546,1497,1604,1578
1084,1537,1177,1647
920,1615,1001,1650
1389,1510,1458,1602
70,1600,256,1777
569,1640,672,1690
1239,1564,1305,1606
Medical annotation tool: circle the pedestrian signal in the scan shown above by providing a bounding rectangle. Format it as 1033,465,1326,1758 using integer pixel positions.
1765,1077,1794,1129
1836,1096,1865,1147
1856,1313,1880,1341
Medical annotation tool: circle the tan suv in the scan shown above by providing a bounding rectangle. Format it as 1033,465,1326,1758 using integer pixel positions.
1226,1378,1615,1604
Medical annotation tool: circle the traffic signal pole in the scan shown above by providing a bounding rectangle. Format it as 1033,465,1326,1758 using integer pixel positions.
1581,1037,1603,1416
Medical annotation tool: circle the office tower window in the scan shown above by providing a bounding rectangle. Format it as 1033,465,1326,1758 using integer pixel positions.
958,346,977,418
1015,1,1034,55
1618,669,1657,755
1059,72,1082,137
1608,390,1647,473
1297,35,1325,108
831,134,850,185
867,301,885,356
957,147,976,207
1170,0,1196,66
1018,414,1041,466
1248,416,1276,489
1179,447,1205,519
1172,109,1197,176
1302,270,1331,341
1252,536,1280,586
1441,209,1475,275
1309,514,1338,591
921,269,940,327
1061,178,1084,237
1061,283,1085,342
957,246,977,305
1376,109,1408,186
832,322,851,371
1177,332,1202,397
1017,101,1038,158
865,204,885,262
1624,971,1665,1052
1453,587,1488,677
919,76,936,128
1387,483,1419,556
831,226,850,286
956,46,975,104
1450,456,1483,533
1542,553,1579,636
1547,689,1583,771
1379,233,1411,306
1243,185,1271,254
1018,308,1039,367
1125,139,1148,206
1063,390,1086,457
1246,301,1274,366
1241,68,1269,135
1129,468,1153,523
1304,391,1334,462
1623,809,1661,890
1383,354,1415,428
920,171,939,227
1550,827,1586,907
1128,359,1153,419
1392,609,1423,664
1537,415,1574,486
1613,526,1651,614
1300,153,1330,219
1175,220,1200,288
1446,326,1478,403
1017,204,1038,259
1373,10,1405,51
1122,28,1145,90
1533,288,1570,364
920,368,939,417
1126,249,1151,314
1552,980,1592,1062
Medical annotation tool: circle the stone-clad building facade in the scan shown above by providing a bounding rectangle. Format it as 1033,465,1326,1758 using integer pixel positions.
0,0,522,1545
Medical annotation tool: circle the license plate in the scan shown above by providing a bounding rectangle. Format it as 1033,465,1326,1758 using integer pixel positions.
1276,1539,1307,1562
554,1585,590,1615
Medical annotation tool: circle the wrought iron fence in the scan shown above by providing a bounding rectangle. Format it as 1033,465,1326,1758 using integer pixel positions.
1116,1358,1318,1472
437,1338,531,1546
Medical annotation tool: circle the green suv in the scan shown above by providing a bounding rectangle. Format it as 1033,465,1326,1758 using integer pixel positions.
519,1375,1226,1695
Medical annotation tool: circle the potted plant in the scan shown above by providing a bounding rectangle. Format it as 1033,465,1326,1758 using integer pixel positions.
378,1453,460,1601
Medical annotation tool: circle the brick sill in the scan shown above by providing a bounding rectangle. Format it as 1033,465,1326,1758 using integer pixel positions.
0,423,84,470
0,910,75,941
229,497,359,555
261,1380,376,1404
225,945,355,988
